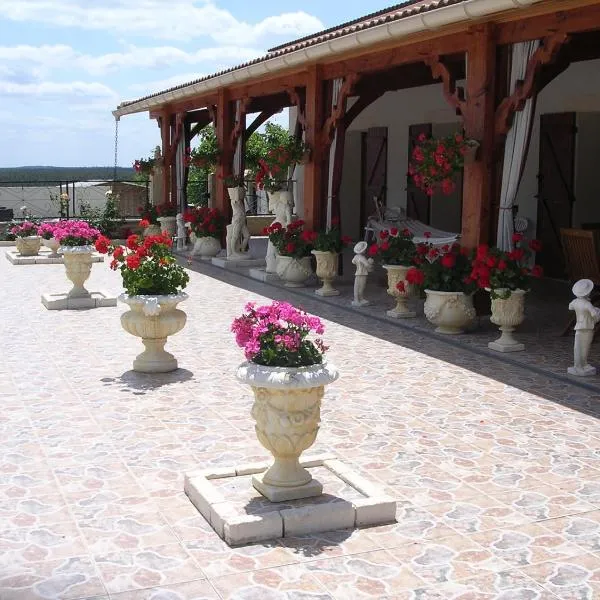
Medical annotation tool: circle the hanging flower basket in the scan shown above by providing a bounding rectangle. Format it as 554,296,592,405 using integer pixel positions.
409,133,479,197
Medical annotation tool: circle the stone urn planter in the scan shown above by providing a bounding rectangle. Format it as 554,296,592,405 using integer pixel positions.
16,236,42,256
383,264,415,318
157,216,177,237
119,293,188,373
236,361,339,501
61,246,94,298
192,235,221,259
312,250,339,296
424,289,476,334
276,255,313,288
488,289,526,352
42,237,61,258
143,224,162,238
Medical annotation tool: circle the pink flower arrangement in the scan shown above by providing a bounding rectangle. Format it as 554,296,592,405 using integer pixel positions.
52,220,100,247
231,301,328,367
10,221,39,238
37,222,56,240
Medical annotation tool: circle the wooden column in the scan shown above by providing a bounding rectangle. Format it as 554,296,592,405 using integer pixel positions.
170,119,177,207
215,90,235,220
303,66,326,230
461,24,497,248
160,112,171,207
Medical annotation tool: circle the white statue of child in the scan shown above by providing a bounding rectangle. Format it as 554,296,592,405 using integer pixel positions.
568,278,600,377
352,241,374,307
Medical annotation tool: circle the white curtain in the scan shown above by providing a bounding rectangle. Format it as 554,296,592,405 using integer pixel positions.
496,40,540,250
326,78,344,230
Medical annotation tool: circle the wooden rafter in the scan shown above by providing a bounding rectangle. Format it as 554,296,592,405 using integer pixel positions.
343,90,384,129
495,32,569,138
245,109,280,140
321,72,360,148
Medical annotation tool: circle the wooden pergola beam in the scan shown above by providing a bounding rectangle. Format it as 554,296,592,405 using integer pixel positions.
245,109,279,140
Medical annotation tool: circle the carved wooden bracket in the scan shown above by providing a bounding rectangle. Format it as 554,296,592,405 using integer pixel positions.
286,87,306,131
425,55,466,118
321,72,360,148
230,96,251,149
172,112,185,151
207,104,217,125
495,31,569,138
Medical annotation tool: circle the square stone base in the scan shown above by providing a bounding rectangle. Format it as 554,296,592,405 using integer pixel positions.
211,256,266,269
6,249,104,265
252,472,323,502
248,268,280,282
42,291,117,310
488,341,525,353
184,455,396,546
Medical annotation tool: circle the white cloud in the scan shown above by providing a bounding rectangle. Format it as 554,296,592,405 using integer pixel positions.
0,0,323,44
0,43,263,76
0,80,118,100
128,73,207,94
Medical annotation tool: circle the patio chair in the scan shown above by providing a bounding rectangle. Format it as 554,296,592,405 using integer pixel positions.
559,228,600,337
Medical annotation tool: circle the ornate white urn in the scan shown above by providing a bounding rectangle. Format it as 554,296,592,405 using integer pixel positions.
16,236,42,256
312,250,339,296
143,224,162,238
276,255,313,288
424,289,476,334
119,293,188,373
266,190,293,273
383,264,416,318
192,235,221,259
61,246,94,298
157,216,177,237
488,289,526,352
42,237,61,258
236,361,339,501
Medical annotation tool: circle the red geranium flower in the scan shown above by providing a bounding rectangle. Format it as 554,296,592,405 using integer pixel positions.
441,253,456,269
406,267,425,285
531,265,544,278
139,219,150,228
512,232,524,243
529,239,542,252
126,254,141,270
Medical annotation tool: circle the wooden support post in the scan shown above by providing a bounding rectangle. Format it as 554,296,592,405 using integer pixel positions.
215,90,234,220
303,66,326,230
461,24,497,248
160,112,171,207
170,119,177,207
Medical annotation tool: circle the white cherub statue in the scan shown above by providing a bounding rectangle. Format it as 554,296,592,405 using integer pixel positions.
568,278,600,377
352,241,374,307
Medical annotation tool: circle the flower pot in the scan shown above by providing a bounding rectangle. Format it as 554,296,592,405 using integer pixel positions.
16,236,42,256
42,237,61,258
275,255,313,288
236,361,339,501
192,235,221,259
157,216,177,236
61,246,94,298
143,224,162,238
383,264,416,318
488,289,526,352
312,250,339,296
119,293,188,373
424,289,476,334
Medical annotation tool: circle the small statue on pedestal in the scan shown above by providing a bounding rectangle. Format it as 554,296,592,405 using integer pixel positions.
226,187,250,260
352,241,374,307
176,213,186,251
568,278,600,377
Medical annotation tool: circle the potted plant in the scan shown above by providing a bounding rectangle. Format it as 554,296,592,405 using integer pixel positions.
184,206,225,258
409,132,479,197
156,201,178,236
133,155,156,177
11,221,42,256
52,220,101,299
232,301,338,501
138,204,161,237
95,233,189,373
470,234,544,352
407,243,477,334
37,222,61,257
266,220,315,287
311,218,352,296
369,227,417,318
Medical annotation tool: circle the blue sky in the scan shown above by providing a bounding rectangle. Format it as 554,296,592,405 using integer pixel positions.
0,0,388,169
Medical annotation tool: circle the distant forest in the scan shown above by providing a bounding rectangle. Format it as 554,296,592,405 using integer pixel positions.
0,166,136,184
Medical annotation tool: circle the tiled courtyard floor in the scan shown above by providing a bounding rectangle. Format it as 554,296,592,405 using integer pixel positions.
2,246,600,599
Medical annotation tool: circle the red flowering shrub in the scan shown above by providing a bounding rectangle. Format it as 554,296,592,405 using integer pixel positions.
313,219,352,253
266,220,315,258
409,132,477,197
369,228,416,266
183,207,225,238
94,233,189,296
407,242,477,293
469,233,543,298
255,131,307,192
133,155,155,176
